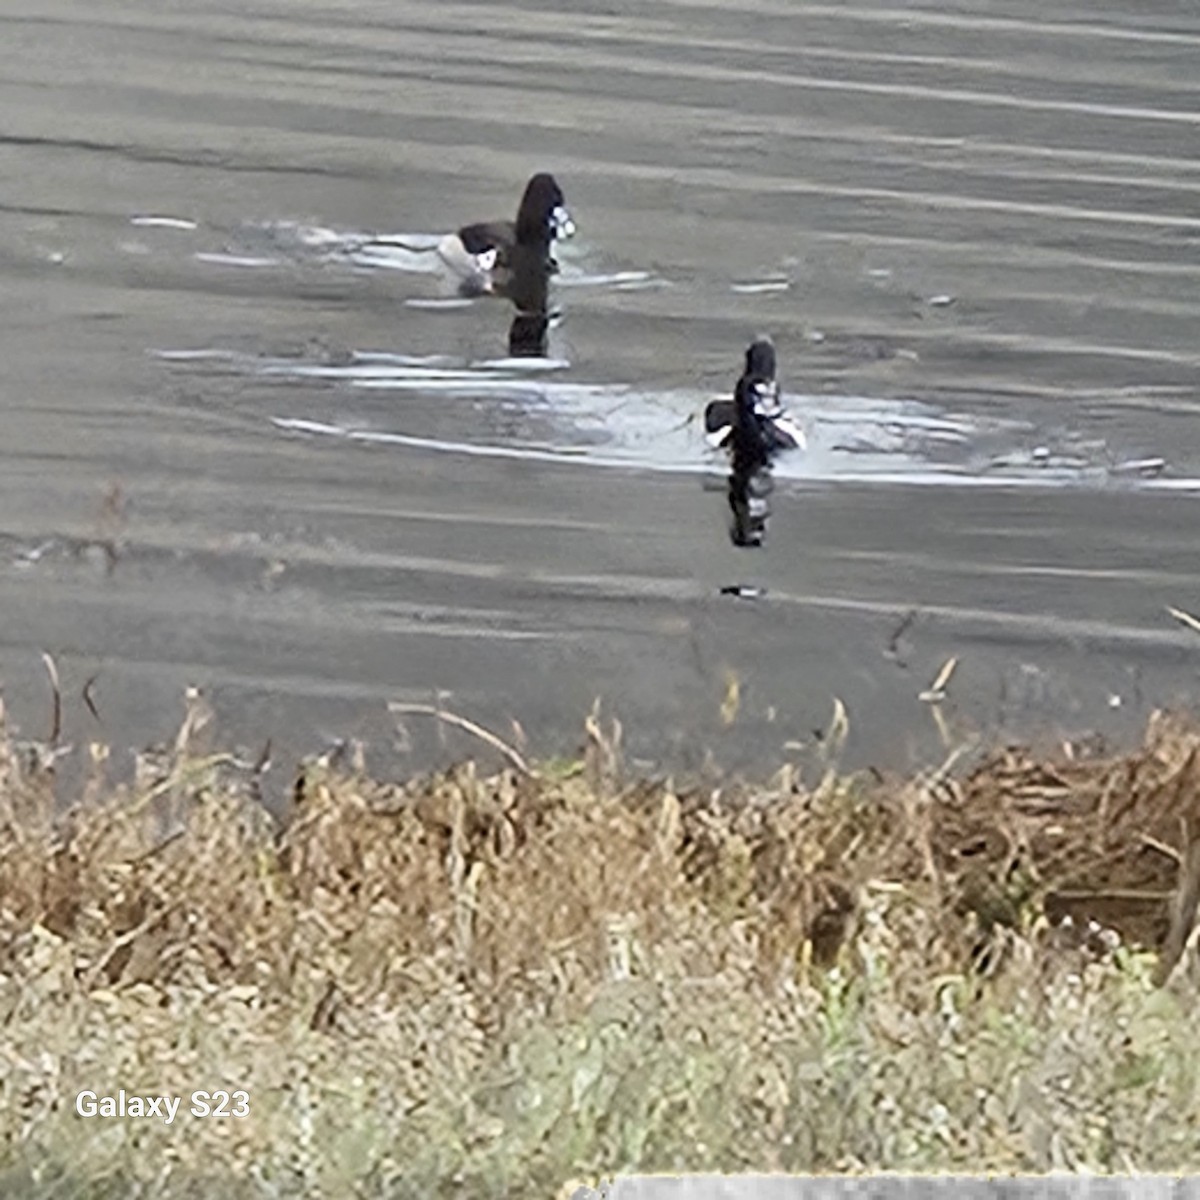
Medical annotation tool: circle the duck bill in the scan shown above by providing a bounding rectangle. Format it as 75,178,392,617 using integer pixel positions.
550,204,576,239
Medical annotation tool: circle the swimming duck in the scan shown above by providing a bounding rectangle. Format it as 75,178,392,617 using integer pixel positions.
436,172,575,302
703,337,806,456
704,338,805,547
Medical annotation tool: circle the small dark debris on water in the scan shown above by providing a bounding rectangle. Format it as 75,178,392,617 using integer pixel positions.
82,674,102,724
720,585,766,600
88,481,127,576
14,539,56,568
885,608,918,668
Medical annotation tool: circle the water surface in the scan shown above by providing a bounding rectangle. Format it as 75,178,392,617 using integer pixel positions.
2,0,1199,789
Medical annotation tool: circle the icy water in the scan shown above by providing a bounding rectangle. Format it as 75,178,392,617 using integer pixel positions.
2,0,1200,786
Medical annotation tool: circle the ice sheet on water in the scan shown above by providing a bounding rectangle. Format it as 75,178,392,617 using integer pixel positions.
159,342,1173,493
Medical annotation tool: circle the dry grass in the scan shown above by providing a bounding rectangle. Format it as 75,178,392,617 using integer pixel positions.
2,690,1200,1197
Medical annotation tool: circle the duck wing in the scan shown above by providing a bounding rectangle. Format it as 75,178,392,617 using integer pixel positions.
456,219,516,258
704,398,736,434
703,399,736,449
759,411,806,452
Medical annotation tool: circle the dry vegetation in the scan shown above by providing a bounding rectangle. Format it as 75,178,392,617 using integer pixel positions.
2,687,1200,1197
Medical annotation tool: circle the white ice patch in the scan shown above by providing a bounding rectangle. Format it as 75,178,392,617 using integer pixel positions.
152,348,243,362
731,279,790,294
131,215,198,230
557,270,653,289
403,297,477,310
159,343,1173,494
263,222,447,273
272,417,348,437
472,356,571,373
194,252,279,268
350,237,446,274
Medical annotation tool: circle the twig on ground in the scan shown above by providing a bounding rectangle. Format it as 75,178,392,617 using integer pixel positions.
84,900,180,990
40,651,62,748
388,701,533,777
1140,833,1182,865
885,608,917,666
1166,606,1200,635
82,673,101,724
920,656,958,704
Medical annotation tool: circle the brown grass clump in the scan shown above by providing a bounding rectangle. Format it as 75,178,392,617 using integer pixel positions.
1,691,1200,1196
923,709,1200,979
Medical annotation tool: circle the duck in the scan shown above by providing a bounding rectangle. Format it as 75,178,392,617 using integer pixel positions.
704,337,805,547
436,173,575,303
703,337,806,457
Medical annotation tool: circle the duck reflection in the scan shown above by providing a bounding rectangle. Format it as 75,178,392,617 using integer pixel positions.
704,337,804,548
506,264,553,358
508,311,552,357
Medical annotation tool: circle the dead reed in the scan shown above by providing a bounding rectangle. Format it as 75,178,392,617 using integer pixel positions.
2,686,1199,1196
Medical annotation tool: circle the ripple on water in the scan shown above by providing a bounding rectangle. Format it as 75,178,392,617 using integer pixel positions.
155,345,1178,493
193,252,281,269
730,278,791,295
256,221,669,294
147,214,1171,494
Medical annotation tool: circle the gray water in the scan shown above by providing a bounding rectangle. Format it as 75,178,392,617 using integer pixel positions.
3,0,1200,788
